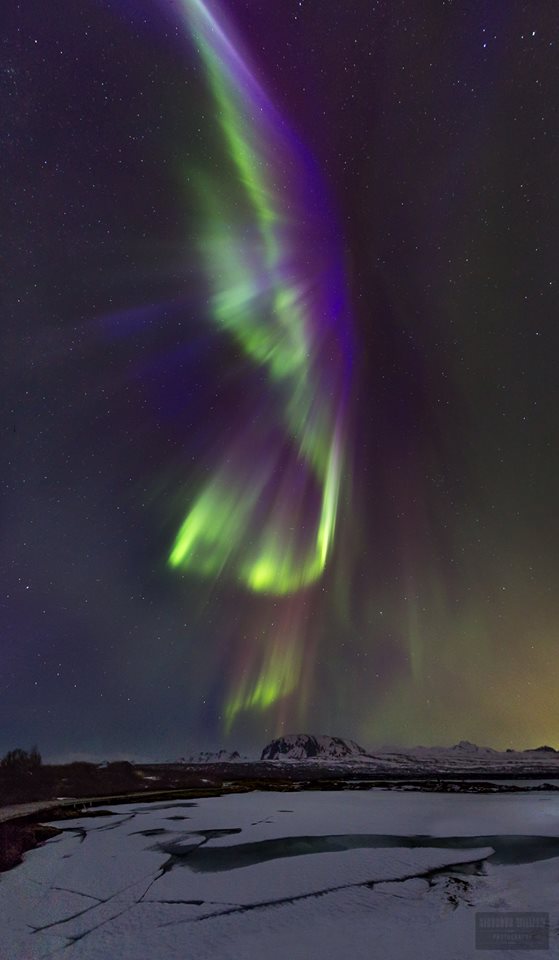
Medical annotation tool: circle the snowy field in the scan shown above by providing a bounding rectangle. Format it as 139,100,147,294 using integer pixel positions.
2,789,559,959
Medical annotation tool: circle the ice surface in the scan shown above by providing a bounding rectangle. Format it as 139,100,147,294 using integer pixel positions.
1,790,558,959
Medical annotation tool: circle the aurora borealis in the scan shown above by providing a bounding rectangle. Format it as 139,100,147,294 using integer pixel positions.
4,0,559,759
168,0,351,598
166,0,352,726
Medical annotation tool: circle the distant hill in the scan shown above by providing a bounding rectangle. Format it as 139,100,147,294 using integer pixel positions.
179,750,244,763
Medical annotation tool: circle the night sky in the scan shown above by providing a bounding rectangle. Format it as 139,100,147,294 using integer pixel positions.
4,1,559,761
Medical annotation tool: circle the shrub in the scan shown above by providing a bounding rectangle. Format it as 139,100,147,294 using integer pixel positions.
1,746,42,772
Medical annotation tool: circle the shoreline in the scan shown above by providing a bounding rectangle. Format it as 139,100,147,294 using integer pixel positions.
3,775,559,877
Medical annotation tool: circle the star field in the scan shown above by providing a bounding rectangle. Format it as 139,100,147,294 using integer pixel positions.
3,0,559,759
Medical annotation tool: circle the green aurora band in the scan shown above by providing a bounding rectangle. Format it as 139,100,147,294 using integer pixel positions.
169,0,353,725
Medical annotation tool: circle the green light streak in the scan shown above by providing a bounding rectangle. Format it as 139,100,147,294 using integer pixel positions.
224,640,302,733
169,0,350,726
168,0,347,604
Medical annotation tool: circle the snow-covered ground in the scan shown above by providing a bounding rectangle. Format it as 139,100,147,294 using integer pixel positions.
2,790,559,958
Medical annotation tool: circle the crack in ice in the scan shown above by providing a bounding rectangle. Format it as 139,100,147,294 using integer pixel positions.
159,853,492,926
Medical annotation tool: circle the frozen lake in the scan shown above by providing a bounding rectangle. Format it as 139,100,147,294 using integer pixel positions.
2,789,559,958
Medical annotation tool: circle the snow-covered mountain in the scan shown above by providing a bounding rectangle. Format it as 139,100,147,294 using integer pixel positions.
258,734,559,774
163,737,559,773
261,734,368,761
450,740,498,755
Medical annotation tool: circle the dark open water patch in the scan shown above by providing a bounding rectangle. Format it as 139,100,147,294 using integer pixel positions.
153,833,559,872
131,828,170,837
133,802,199,813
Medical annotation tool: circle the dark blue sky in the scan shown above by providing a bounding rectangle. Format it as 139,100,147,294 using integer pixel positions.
3,1,559,760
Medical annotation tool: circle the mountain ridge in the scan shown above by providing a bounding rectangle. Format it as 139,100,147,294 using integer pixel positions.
259,733,559,764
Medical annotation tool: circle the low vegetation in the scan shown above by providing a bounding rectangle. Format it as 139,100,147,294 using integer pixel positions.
0,748,142,805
